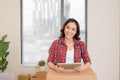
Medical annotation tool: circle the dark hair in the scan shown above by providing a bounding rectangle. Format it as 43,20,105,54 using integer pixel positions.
59,18,81,40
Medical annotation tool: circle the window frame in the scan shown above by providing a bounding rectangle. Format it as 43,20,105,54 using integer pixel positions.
20,0,88,65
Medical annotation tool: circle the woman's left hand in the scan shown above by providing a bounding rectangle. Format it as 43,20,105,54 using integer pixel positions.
74,62,91,72
74,66,86,72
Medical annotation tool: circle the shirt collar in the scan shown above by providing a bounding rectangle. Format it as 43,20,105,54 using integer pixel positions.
60,38,80,46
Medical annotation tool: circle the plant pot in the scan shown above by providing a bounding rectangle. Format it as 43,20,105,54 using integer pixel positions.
40,66,45,71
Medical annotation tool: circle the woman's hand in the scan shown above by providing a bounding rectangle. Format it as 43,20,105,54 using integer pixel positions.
55,66,65,72
48,62,65,72
74,66,86,72
74,62,91,72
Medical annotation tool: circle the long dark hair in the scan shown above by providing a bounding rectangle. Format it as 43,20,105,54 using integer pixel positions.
59,18,81,40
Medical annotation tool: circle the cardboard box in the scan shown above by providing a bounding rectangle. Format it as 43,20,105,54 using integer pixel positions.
47,68,97,80
18,73,31,80
31,78,37,80
36,71,47,80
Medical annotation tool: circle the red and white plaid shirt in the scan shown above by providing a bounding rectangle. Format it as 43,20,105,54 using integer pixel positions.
48,38,91,65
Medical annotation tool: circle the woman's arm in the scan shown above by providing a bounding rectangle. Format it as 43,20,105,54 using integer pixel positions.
48,62,57,70
75,41,91,72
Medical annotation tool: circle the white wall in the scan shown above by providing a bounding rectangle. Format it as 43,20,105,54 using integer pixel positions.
88,0,120,80
0,0,119,80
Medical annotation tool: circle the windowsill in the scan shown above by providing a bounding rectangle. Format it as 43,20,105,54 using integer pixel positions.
21,64,38,67
21,64,48,70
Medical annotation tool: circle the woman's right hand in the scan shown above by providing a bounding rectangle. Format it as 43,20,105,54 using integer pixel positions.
54,66,65,72
48,62,65,72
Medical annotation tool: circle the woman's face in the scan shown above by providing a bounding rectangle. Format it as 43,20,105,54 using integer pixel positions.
64,22,77,39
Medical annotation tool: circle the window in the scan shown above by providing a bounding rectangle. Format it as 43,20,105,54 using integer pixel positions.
21,0,87,66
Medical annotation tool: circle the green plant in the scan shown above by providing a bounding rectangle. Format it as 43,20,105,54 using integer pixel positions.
38,60,46,66
0,35,10,72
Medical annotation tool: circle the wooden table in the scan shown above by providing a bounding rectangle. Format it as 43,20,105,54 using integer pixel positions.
46,68,97,80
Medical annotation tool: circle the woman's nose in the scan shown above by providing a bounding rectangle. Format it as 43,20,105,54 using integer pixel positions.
68,29,72,33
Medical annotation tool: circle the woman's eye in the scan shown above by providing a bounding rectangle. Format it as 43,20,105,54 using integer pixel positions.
66,26,69,29
72,28,75,31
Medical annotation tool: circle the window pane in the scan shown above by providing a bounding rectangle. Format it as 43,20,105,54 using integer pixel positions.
22,0,61,65
64,0,86,41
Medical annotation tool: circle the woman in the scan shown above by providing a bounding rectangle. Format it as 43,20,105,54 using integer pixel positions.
47,18,91,72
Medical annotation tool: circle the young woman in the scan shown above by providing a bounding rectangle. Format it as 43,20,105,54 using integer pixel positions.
47,18,91,72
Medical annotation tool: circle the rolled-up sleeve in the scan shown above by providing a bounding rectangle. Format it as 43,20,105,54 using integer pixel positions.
80,42,91,64
47,40,56,63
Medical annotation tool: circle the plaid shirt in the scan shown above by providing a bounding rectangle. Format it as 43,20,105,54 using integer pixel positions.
48,38,91,65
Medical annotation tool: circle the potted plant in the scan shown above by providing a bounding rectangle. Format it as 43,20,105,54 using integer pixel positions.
38,60,46,71
0,35,10,72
